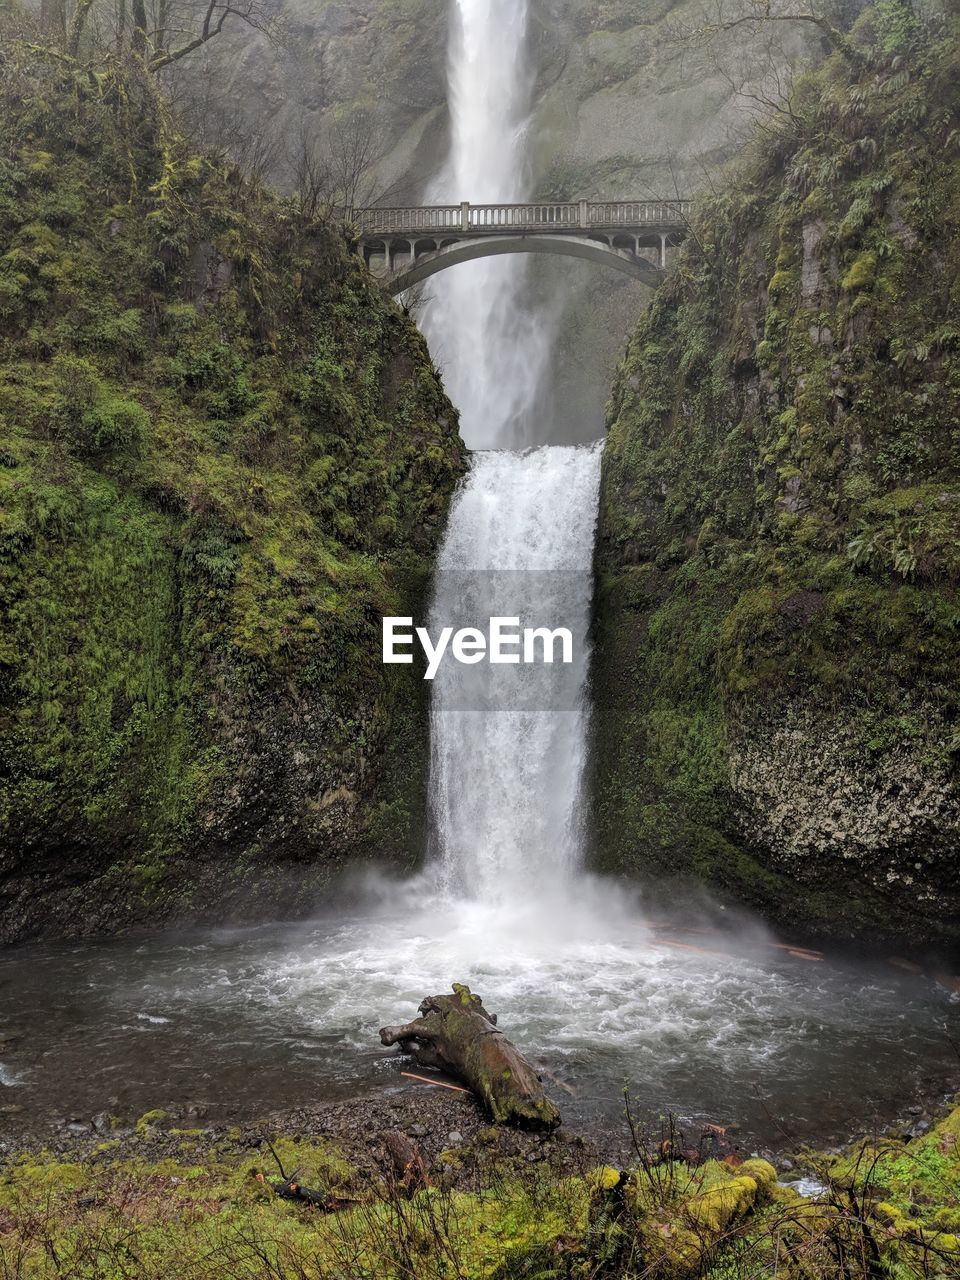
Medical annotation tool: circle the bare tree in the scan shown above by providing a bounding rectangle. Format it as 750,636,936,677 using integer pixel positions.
286,105,399,217
288,119,334,218
396,281,435,320
162,55,281,178
672,0,867,68
66,0,283,71
327,106,382,211
147,0,280,72
708,31,804,143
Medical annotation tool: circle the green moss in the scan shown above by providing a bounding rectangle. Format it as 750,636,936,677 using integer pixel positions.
0,38,465,934
2,1107,958,1278
135,1109,168,1133
593,8,960,942
841,249,877,291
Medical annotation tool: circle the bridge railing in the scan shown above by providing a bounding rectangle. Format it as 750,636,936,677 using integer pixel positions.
353,206,465,234
351,200,692,237
586,200,691,226
467,203,581,228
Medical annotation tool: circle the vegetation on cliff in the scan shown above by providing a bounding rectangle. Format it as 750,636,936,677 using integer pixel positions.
594,0,960,945
0,18,465,941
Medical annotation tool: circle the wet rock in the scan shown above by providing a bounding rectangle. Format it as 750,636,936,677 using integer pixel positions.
801,219,826,303
776,474,810,515
316,3,360,36
778,590,825,632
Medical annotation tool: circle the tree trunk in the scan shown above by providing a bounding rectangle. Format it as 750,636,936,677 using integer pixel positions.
382,1129,429,1196
379,984,561,1130
131,0,147,56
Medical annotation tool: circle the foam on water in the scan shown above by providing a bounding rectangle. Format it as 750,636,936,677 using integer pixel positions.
0,891,955,1139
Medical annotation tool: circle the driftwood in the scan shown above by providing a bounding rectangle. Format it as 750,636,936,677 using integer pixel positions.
382,1128,430,1196
379,983,561,1130
255,1139,356,1211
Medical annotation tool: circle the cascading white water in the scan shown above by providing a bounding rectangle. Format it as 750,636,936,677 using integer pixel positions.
428,446,602,900
422,0,602,902
421,0,553,449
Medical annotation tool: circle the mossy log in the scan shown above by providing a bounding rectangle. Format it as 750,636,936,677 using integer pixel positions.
379,984,561,1130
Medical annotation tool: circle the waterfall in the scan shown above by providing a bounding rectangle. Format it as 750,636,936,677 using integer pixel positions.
428,446,602,901
421,0,552,450
422,0,602,904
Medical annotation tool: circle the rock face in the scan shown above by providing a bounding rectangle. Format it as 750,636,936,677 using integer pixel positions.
592,9,960,946
0,57,465,941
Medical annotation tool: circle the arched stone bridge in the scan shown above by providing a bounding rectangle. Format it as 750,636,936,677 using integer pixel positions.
351,200,691,295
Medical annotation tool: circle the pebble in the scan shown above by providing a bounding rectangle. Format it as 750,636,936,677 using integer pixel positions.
447,1130,463,1144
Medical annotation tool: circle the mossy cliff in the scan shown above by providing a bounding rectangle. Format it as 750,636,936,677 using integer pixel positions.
0,41,465,942
593,4,960,947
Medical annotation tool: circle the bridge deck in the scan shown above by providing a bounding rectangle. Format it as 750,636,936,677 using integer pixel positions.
352,200,691,238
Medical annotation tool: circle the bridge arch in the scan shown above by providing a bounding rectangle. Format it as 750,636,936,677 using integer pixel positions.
382,234,663,296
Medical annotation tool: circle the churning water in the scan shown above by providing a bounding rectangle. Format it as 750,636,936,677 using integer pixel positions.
1,908,957,1145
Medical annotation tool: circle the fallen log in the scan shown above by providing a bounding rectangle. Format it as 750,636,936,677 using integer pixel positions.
256,1137,357,1211
379,983,561,1130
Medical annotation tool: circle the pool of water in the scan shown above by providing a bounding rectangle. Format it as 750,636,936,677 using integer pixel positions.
1,877,956,1147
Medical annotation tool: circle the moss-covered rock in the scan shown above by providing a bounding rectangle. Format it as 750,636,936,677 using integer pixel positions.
593,5,960,945
0,36,465,940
